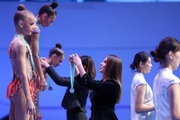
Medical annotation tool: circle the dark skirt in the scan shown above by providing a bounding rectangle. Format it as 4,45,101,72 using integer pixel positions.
89,109,118,120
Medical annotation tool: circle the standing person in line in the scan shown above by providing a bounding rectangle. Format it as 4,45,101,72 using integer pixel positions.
25,2,59,119
71,54,122,120
150,37,180,120
40,53,96,120
25,1,59,91
6,4,37,120
130,51,154,120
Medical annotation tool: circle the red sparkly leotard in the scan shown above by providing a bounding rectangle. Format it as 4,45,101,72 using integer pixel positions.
6,41,35,100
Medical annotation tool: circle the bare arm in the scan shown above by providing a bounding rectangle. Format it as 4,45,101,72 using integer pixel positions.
31,33,46,90
68,55,79,77
168,83,180,120
135,84,154,113
71,54,86,77
16,42,36,114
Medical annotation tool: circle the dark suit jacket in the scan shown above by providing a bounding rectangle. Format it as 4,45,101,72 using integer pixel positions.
46,66,89,113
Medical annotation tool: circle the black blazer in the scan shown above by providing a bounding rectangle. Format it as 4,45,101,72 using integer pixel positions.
76,73,120,120
46,66,89,112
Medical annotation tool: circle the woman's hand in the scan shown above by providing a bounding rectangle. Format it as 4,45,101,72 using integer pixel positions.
71,54,82,66
69,55,75,67
71,54,86,77
26,100,36,115
32,24,40,34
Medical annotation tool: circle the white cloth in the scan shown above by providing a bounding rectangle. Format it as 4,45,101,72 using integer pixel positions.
153,67,180,120
131,72,154,120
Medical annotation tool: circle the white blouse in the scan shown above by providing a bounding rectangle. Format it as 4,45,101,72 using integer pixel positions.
153,67,180,120
131,72,154,120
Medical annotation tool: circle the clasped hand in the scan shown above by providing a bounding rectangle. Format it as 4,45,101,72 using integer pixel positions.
69,54,82,66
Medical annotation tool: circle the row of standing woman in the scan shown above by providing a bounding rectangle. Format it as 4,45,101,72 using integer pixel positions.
6,2,122,120
130,37,180,120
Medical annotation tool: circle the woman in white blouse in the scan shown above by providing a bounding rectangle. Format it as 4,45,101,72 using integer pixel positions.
130,51,155,120
150,37,180,120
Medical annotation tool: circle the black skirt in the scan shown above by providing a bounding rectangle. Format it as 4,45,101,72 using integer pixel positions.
89,109,118,120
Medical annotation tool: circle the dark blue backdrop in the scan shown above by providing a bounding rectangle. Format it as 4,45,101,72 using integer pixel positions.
0,1,180,119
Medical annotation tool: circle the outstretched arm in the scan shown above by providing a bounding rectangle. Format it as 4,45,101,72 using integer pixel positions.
46,66,86,90
40,58,86,89
46,66,71,86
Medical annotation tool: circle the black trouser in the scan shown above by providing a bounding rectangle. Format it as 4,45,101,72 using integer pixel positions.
67,107,87,120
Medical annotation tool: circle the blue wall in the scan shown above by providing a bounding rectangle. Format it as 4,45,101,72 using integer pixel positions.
1,2,180,119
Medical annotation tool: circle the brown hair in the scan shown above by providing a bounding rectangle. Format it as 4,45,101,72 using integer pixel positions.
80,55,96,80
103,54,122,103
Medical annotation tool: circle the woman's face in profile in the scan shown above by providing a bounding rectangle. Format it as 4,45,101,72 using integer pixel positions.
170,51,180,70
100,57,107,74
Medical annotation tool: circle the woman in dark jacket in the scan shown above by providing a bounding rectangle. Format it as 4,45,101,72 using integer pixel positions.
40,49,96,120
71,54,122,120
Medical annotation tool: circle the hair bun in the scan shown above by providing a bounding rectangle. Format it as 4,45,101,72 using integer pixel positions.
150,50,159,62
51,1,58,9
130,63,135,70
55,43,62,49
150,50,157,57
17,4,26,11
